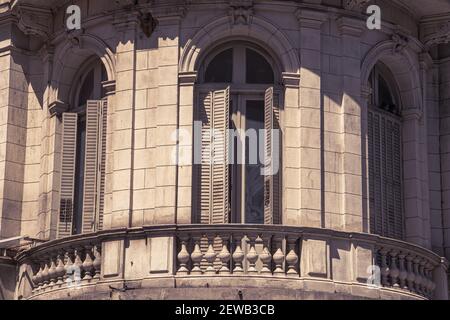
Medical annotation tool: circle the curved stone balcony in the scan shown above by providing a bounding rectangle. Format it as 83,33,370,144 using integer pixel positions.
15,225,448,300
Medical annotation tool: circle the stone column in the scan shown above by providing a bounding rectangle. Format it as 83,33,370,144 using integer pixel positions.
337,17,365,232
292,9,327,227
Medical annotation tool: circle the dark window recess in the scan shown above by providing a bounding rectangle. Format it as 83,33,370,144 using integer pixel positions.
378,76,399,115
205,48,233,83
78,69,94,107
246,49,274,84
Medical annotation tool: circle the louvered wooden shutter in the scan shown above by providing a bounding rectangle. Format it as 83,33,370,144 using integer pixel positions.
211,87,230,224
58,113,78,238
368,110,403,239
82,101,102,234
97,100,108,231
263,87,281,225
199,93,213,224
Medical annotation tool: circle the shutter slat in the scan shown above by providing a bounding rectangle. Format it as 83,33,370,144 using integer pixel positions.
58,113,78,238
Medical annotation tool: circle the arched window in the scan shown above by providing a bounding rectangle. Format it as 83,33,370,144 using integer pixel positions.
58,58,108,238
367,63,404,240
195,43,281,225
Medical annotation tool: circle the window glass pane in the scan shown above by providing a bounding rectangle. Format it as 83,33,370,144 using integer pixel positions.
205,48,233,83
246,49,274,84
245,100,265,224
78,69,94,107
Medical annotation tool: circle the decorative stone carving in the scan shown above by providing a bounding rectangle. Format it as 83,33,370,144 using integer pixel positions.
343,0,372,12
424,22,450,49
229,0,254,25
392,32,409,54
14,5,52,40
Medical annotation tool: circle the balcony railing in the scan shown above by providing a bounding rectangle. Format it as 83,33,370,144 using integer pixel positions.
15,225,448,300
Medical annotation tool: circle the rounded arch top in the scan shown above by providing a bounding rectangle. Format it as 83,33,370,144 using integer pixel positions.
50,33,116,111
361,39,423,113
180,16,300,76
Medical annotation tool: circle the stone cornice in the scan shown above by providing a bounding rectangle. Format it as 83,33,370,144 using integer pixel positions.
421,17,450,50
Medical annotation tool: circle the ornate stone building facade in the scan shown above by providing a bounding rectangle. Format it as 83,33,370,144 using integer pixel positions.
0,0,449,300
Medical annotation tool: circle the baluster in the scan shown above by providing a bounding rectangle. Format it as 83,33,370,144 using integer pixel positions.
259,234,272,275
64,249,74,285
379,248,389,287
232,234,244,274
177,235,190,275
418,259,426,294
190,236,203,275
73,248,84,283
31,263,39,292
55,252,66,286
217,234,231,274
82,245,94,280
426,262,436,295
389,249,399,287
398,252,407,289
48,255,57,287
423,262,433,297
34,263,44,291
413,257,421,294
204,234,217,274
92,244,102,280
285,236,299,276
272,235,285,275
246,234,258,274
41,259,50,289
405,254,415,292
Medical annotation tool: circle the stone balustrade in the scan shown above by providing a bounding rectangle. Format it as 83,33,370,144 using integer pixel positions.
15,225,448,300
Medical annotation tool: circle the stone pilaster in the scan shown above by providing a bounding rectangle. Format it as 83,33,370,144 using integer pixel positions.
0,21,28,239
104,11,140,229
440,55,450,260
337,17,365,232
293,9,327,227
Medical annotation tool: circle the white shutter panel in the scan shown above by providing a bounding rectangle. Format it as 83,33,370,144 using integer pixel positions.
263,88,281,225
82,101,101,234
96,100,108,231
199,93,213,224
58,113,78,238
368,109,403,240
392,122,403,239
211,87,230,224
